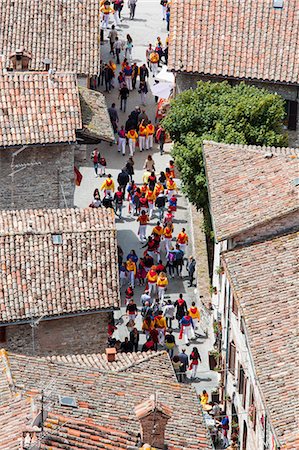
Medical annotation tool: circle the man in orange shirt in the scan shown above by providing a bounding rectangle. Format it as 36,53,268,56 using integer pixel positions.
177,227,189,253
146,265,158,297
146,121,155,150
138,120,148,152
137,209,149,242
126,129,138,156
163,224,173,255
166,176,178,201
146,188,156,219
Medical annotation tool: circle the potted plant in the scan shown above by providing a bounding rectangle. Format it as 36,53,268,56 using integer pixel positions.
215,265,224,275
211,389,220,403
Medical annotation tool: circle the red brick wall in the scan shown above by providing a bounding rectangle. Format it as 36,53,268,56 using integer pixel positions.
3,312,112,356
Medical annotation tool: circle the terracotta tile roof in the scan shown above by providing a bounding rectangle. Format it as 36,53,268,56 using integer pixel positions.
79,87,115,143
0,0,100,76
203,141,299,241
0,71,82,147
0,351,212,449
222,232,299,449
0,208,119,324
168,0,299,84
45,350,170,373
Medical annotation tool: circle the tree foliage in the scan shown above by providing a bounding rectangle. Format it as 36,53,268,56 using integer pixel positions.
162,81,288,209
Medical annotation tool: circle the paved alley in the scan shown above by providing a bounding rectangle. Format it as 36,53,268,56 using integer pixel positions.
74,0,219,398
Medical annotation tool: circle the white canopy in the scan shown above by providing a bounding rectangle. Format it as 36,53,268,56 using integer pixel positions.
150,82,173,99
155,65,175,83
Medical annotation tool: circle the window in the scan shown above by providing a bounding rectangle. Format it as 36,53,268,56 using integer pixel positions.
52,234,63,245
242,377,247,409
240,316,245,334
0,327,6,343
238,364,245,394
229,341,236,375
249,386,257,431
285,100,298,130
232,295,239,316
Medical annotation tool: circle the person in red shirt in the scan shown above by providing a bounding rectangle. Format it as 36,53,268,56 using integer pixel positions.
177,227,189,253
137,210,149,242
150,324,159,350
155,260,165,274
139,193,149,213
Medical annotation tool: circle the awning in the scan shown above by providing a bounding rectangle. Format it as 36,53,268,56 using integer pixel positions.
155,66,175,83
150,82,173,100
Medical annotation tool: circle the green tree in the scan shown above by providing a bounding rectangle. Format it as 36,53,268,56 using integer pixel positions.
162,81,288,210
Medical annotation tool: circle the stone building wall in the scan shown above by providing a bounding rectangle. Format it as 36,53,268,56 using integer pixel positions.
175,73,299,146
2,311,112,356
0,144,75,210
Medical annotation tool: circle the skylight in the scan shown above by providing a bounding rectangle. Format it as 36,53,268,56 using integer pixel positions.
273,0,283,8
59,395,77,408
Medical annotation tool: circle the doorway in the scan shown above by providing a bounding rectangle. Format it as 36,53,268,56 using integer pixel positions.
242,421,248,450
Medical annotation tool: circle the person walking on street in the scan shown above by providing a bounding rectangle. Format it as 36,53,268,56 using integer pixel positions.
119,82,129,112
114,187,124,218
114,37,122,64
91,148,100,177
166,176,178,200
178,348,189,381
187,256,196,287
146,265,158,297
177,228,189,253
156,125,166,155
120,337,133,353
175,293,188,324
146,187,156,219
139,63,149,82
161,0,168,20
150,50,159,77
166,6,170,32
101,174,115,196
139,80,148,106
157,271,168,303
132,63,139,89
123,61,133,90
126,129,138,156
163,223,173,256
142,315,154,339
137,209,149,241
154,311,167,345
108,103,119,138
100,1,114,29
126,298,138,320
146,43,153,70
126,257,137,288
146,121,155,150
189,347,202,379
188,301,201,330
155,192,166,221
128,0,137,19
108,25,118,55
164,299,175,328
129,327,139,351
125,34,134,60
117,168,129,194
117,126,127,155
138,120,147,152
179,313,195,346
143,154,155,172
165,329,176,358
104,63,114,92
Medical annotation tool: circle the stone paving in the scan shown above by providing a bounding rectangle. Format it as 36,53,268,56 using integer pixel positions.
74,0,219,398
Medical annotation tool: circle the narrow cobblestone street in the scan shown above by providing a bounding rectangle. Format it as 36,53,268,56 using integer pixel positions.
75,0,219,398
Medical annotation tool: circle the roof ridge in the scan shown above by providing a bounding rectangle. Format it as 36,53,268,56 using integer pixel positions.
116,350,168,372
203,140,299,156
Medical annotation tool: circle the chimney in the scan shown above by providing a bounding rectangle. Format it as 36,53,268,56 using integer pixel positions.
21,427,41,450
134,396,172,449
43,58,52,71
9,49,32,71
106,347,116,362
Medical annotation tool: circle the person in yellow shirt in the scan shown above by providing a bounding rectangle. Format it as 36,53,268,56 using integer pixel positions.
200,390,209,406
100,174,115,196
152,221,163,237
149,51,159,77
138,120,148,152
140,182,148,195
188,301,200,330
177,227,189,253
166,176,178,201
154,311,167,345
146,121,155,150
126,257,136,288
154,181,164,197
100,1,114,29
146,266,158,297
156,271,168,303
146,188,156,219
126,129,138,156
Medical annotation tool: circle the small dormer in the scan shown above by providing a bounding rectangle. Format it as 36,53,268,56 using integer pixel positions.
9,48,32,71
